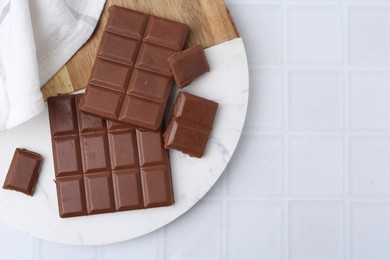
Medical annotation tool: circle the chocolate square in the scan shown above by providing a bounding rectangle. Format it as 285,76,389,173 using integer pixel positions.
56,176,87,217
143,16,188,50
98,33,140,66
127,69,173,103
90,58,132,92
136,43,176,77
82,85,125,119
105,6,148,39
168,45,210,88
112,169,143,211
52,136,83,177
119,95,165,130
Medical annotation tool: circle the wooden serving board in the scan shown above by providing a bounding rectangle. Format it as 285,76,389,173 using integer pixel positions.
41,0,239,99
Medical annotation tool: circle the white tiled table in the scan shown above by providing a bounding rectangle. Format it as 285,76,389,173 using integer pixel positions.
2,0,390,259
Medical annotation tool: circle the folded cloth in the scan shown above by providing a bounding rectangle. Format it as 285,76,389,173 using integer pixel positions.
0,0,105,130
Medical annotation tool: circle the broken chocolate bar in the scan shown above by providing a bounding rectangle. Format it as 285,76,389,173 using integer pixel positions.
168,45,210,88
48,94,174,218
3,148,42,196
79,6,189,130
164,92,218,158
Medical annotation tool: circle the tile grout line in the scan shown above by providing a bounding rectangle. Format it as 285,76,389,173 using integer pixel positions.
223,193,390,201
96,245,102,259
227,0,390,5
281,0,290,259
243,129,390,135
32,238,40,260
157,228,165,260
220,171,228,260
342,0,351,259
247,64,390,70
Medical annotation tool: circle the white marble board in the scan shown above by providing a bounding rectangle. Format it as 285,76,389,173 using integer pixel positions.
0,38,249,245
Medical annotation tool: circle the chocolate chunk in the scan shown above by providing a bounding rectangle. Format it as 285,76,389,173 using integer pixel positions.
168,45,210,88
3,148,42,196
164,92,218,158
79,6,189,130
48,94,174,218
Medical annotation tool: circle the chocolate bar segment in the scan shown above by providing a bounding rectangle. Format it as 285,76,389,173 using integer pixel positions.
48,94,173,218
168,45,210,88
56,175,87,218
80,6,188,130
164,92,218,158
3,148,42,196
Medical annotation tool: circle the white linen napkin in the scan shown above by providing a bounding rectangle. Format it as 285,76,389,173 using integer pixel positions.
0,0,105,130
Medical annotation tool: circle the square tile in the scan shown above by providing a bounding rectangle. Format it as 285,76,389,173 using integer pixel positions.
102,230,159,260
246,69,283,129
0,224,33,260
227,0,281,4
349,71,390,129
350,136,390,195
228,135,282,195
347,0,390,3
349,6,390,65
164,200,221,259
289,136,343,195
204,171,225,199
351,202,390,260
289,201,344,260
40,240,96,259
288,0,341,2
226,201,282,260
289,70,343,129
288,5,342,64
228,4,282,64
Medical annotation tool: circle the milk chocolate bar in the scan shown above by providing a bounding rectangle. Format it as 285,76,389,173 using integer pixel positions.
164,92,218,158
48,94,173,218
168,45,210,88
79,6,189,130
3,148,42,196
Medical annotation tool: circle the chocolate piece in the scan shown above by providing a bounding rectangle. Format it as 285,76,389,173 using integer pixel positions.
168,45,210,88
164,92,218,158
48,94,173,218
79,6,189,130
3,148,42,196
